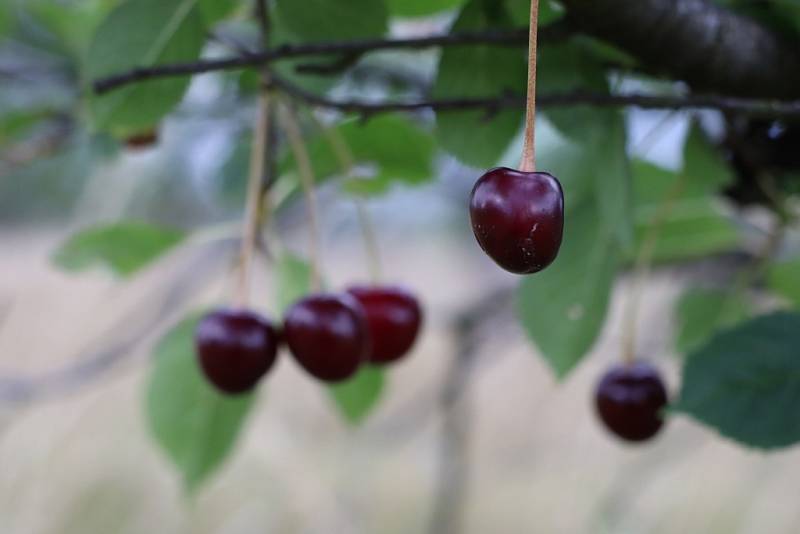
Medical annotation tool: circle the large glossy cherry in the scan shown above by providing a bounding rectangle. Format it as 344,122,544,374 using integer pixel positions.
595,362,668,443
346,285,423,365
283,293,369,382
195,308,279,394
469,167,564,274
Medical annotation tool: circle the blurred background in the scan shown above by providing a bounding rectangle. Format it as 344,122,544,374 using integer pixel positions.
2,1,800,533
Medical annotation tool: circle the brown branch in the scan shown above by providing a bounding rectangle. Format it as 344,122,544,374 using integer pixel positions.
93,29,537,94
561,0,800,99
269,75,800,118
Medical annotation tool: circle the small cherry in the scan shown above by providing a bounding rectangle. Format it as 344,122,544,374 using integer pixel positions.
346,285,423,364
469,168,564,274
283,293,369,382
124,129,158,149
195,308,280,394
595,361,668,443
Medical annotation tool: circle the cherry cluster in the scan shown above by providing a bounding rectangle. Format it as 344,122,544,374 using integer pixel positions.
195,286,422,394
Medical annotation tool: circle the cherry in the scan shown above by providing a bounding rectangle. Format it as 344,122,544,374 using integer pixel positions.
124,129,158,149
195,308,279,394
283,293,369,382
595,362,668,443
346,285,423,365
469,167,564,274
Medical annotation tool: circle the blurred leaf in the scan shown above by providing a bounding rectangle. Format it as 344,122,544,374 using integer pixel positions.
199,0,238,24
146,314,255,492
27,0,116,59
506,0,564,26
386,0,466,17
329,365,385,424
87,0,206,134
767,258,800,307
538,41,632,248
631,159,739,263
674,312,800,449
274,0,387,40
278,114,435,198
275,253,314,314
516,201,619,378
674,289,750,355
538,41,607,136
682,122,735,195
433,0,526,167
52,221,185,277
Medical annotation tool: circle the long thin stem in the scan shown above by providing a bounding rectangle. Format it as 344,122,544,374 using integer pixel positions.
306,112,383,283
236,89,272,306
520,0,539,172
278,102,323,292
621,170,687,364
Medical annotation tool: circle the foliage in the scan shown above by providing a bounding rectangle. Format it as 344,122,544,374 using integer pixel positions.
52,221,185,277
5,0,800,493
146,314,256,491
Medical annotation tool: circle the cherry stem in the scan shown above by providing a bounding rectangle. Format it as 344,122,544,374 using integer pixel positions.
621,169,687,365
519,0,539,173
279,102,323,292
236,88,272,307
307,113,383,283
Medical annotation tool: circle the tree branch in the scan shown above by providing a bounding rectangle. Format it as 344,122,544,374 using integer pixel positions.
269,75,800,118
561,0,800,98
93,29,535,94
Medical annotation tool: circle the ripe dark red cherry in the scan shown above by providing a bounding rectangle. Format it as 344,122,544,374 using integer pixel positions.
469,167,564,274
195,308,279,394
283,293,369,382
346,285,423,365
595,362,669,443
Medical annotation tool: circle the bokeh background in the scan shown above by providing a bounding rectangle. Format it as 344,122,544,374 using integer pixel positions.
2,1,800,533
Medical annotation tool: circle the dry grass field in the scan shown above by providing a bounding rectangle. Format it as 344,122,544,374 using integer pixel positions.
1,227,799,534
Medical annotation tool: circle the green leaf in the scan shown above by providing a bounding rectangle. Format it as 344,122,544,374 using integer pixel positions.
674,289,750,355
274,0,387,40
432,0,526,167
275,253,313,314
631,159,739,263
767,258,800,307
199,0,238,24
681,122,735,195
146,314,256,491
87,0,206,134
52,221,184,277
538,42,632,249
506,0,564,26
516,201,619,378
329,366,385,424
674,312,800,449
386,0,466,17
278,115,435,198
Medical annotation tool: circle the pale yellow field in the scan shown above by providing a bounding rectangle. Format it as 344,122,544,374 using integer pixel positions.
1,228,798,534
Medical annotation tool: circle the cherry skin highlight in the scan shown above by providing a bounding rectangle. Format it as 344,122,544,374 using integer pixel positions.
283,293,370,382
595,361,668,443
346,285,423,365
195,308,279,395
469,167,564,274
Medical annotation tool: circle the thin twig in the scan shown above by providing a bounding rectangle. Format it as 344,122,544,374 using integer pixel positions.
270,75,800,118
93,29,537,94
621,169,687,363
520,0,539,172
236,89,272,306
305,111,383,282
278,102,323,291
